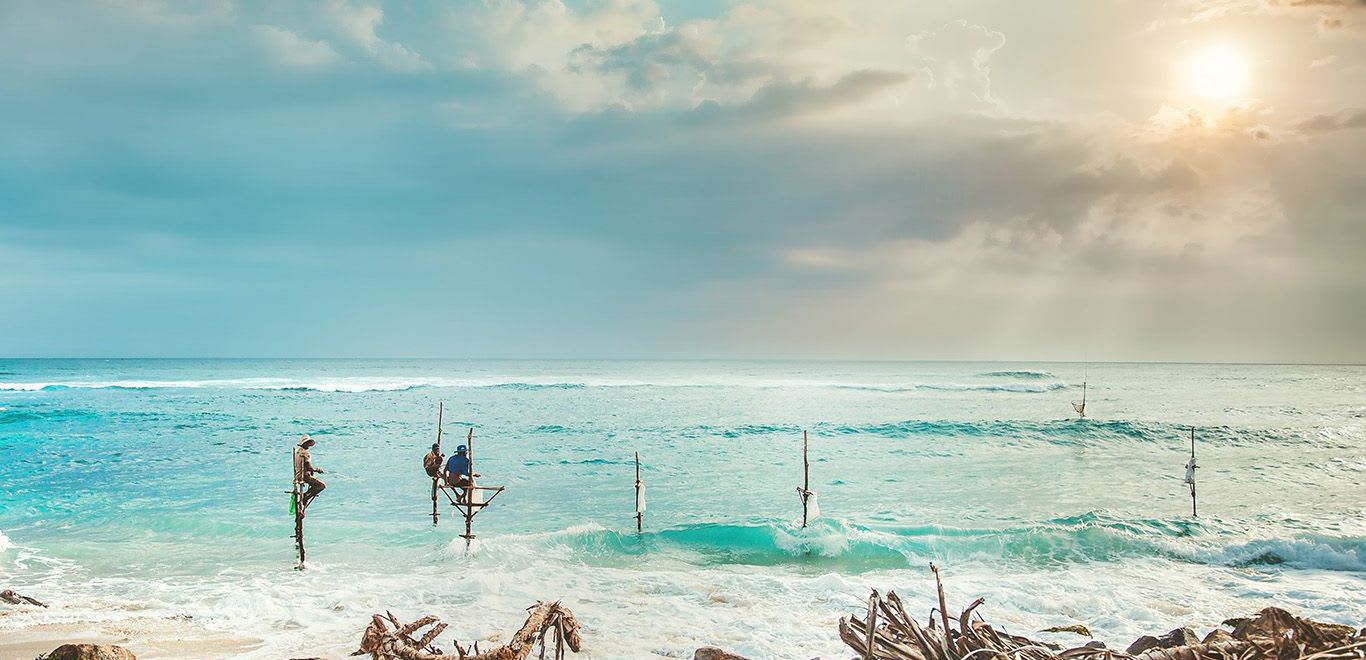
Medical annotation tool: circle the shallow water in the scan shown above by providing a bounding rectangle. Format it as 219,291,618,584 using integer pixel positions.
1,360,1363,658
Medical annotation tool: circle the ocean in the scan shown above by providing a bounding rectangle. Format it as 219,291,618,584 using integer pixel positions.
1,359,1363,658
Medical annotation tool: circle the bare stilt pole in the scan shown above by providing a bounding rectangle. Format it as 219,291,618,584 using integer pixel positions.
634,451,643,533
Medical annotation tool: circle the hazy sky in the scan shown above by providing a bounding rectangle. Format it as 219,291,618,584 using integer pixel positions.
2,0,1365,361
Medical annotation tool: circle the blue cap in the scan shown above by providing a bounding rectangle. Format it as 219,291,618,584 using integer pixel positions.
456,445,468,453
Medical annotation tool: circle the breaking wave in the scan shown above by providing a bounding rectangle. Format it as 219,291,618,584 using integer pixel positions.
833,382,1068,393
977,370,1054,379
472,514,1366,573
680,418,1295,447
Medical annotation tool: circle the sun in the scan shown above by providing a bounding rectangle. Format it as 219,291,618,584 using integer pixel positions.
1187,45,1250,102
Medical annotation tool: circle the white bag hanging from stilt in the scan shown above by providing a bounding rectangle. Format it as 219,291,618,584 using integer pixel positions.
798,489,820,522
635,481,646,514
470,479,484,505
1184,456,1197,485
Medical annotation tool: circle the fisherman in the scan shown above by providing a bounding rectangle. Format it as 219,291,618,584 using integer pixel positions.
423,443,443,480
293,435,326,512
444,444,479,501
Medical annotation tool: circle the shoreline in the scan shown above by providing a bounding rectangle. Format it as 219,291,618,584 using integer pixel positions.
0,618,261,659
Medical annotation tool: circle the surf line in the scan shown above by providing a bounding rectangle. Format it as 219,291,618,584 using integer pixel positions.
423,402,505,549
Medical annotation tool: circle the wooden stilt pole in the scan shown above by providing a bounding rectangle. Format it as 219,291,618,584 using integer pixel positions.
634,451,643,533
1189,427,1198,518
462,428,475,547
294,483,306,569
801,430,810,528
432,402,443,525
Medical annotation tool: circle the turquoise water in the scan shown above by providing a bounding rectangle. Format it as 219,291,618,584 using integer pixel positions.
1,360,1363,658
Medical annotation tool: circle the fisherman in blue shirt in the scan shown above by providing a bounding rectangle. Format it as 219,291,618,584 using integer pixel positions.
444,445,479,501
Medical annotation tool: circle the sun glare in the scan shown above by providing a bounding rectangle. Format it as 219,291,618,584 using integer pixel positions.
1187,45,1250,102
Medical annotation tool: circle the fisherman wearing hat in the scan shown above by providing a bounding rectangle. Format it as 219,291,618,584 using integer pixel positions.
293,434,327,512
443,444,479,502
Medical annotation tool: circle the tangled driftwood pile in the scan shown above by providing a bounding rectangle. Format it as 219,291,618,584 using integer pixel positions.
839,564,1365,660
352,601,581,660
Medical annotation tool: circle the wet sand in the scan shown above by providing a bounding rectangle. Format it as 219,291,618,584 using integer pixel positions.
0,618,261,659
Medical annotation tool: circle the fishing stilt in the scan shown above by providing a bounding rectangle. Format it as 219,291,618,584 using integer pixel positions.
1184,426,1199,517
634,451,645,533
430,403,444,525
289,435,325,569
797,431,816,528
448,428,504,549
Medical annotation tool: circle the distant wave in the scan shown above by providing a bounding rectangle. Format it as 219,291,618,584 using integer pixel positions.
833,382,1067,393
977,370,1054,379
3,377,1067,393
0,378,597,393
636,418,1299,446
468,514,1366,573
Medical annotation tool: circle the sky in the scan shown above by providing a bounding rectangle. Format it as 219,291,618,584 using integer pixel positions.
1,0,1365,361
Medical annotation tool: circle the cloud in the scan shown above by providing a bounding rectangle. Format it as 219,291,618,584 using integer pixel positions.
2,0,1365,360
906,20,1006,110
1310,54,1338,66
1297,107,1366,131
251,25,343,70
326,0,431,71
688,69,911,123
446,2,1005,117
102,0,234,28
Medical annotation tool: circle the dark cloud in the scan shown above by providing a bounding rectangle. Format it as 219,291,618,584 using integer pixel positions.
1283,0,1366,8
1297,107,1366,131
687,69,911,123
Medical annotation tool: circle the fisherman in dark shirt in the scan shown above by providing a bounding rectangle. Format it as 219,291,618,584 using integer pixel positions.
443,445,480,502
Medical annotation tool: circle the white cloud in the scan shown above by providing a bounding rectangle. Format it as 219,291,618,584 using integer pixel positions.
325,0,431,72
907,20,1007,110
251,25,342,70
444,1,1010,117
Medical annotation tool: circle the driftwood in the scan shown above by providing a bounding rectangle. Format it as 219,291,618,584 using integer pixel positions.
1,588,47,607
353,601,581,660
840,565,1366,660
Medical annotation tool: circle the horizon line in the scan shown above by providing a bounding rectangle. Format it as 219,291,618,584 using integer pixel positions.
1,356,1363,367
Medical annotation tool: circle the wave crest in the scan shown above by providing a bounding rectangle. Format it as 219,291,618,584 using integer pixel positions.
463,514,1366,573
977,370,1054,379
